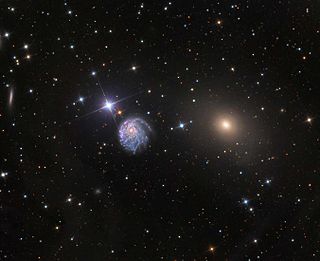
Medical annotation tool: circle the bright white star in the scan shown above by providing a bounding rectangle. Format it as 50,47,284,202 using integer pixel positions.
105,100,113,111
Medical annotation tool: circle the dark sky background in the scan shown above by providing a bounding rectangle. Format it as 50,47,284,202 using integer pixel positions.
1,0,320,260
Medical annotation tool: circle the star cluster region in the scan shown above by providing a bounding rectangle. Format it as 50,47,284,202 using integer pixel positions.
0,1,319,260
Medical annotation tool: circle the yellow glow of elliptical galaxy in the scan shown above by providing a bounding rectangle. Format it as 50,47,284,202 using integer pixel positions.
213,114,239,138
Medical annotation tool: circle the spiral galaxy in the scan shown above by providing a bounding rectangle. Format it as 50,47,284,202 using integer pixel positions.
118,117,151,154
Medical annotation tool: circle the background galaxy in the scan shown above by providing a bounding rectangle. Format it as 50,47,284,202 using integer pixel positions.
0,1,320,261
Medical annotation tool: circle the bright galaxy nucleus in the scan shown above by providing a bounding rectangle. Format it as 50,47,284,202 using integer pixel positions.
118,117,152,154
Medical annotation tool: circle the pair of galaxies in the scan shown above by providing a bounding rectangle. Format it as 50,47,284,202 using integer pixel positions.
76,93,238,155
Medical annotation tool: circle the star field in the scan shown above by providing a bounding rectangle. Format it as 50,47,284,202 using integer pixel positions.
0,1,319,260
